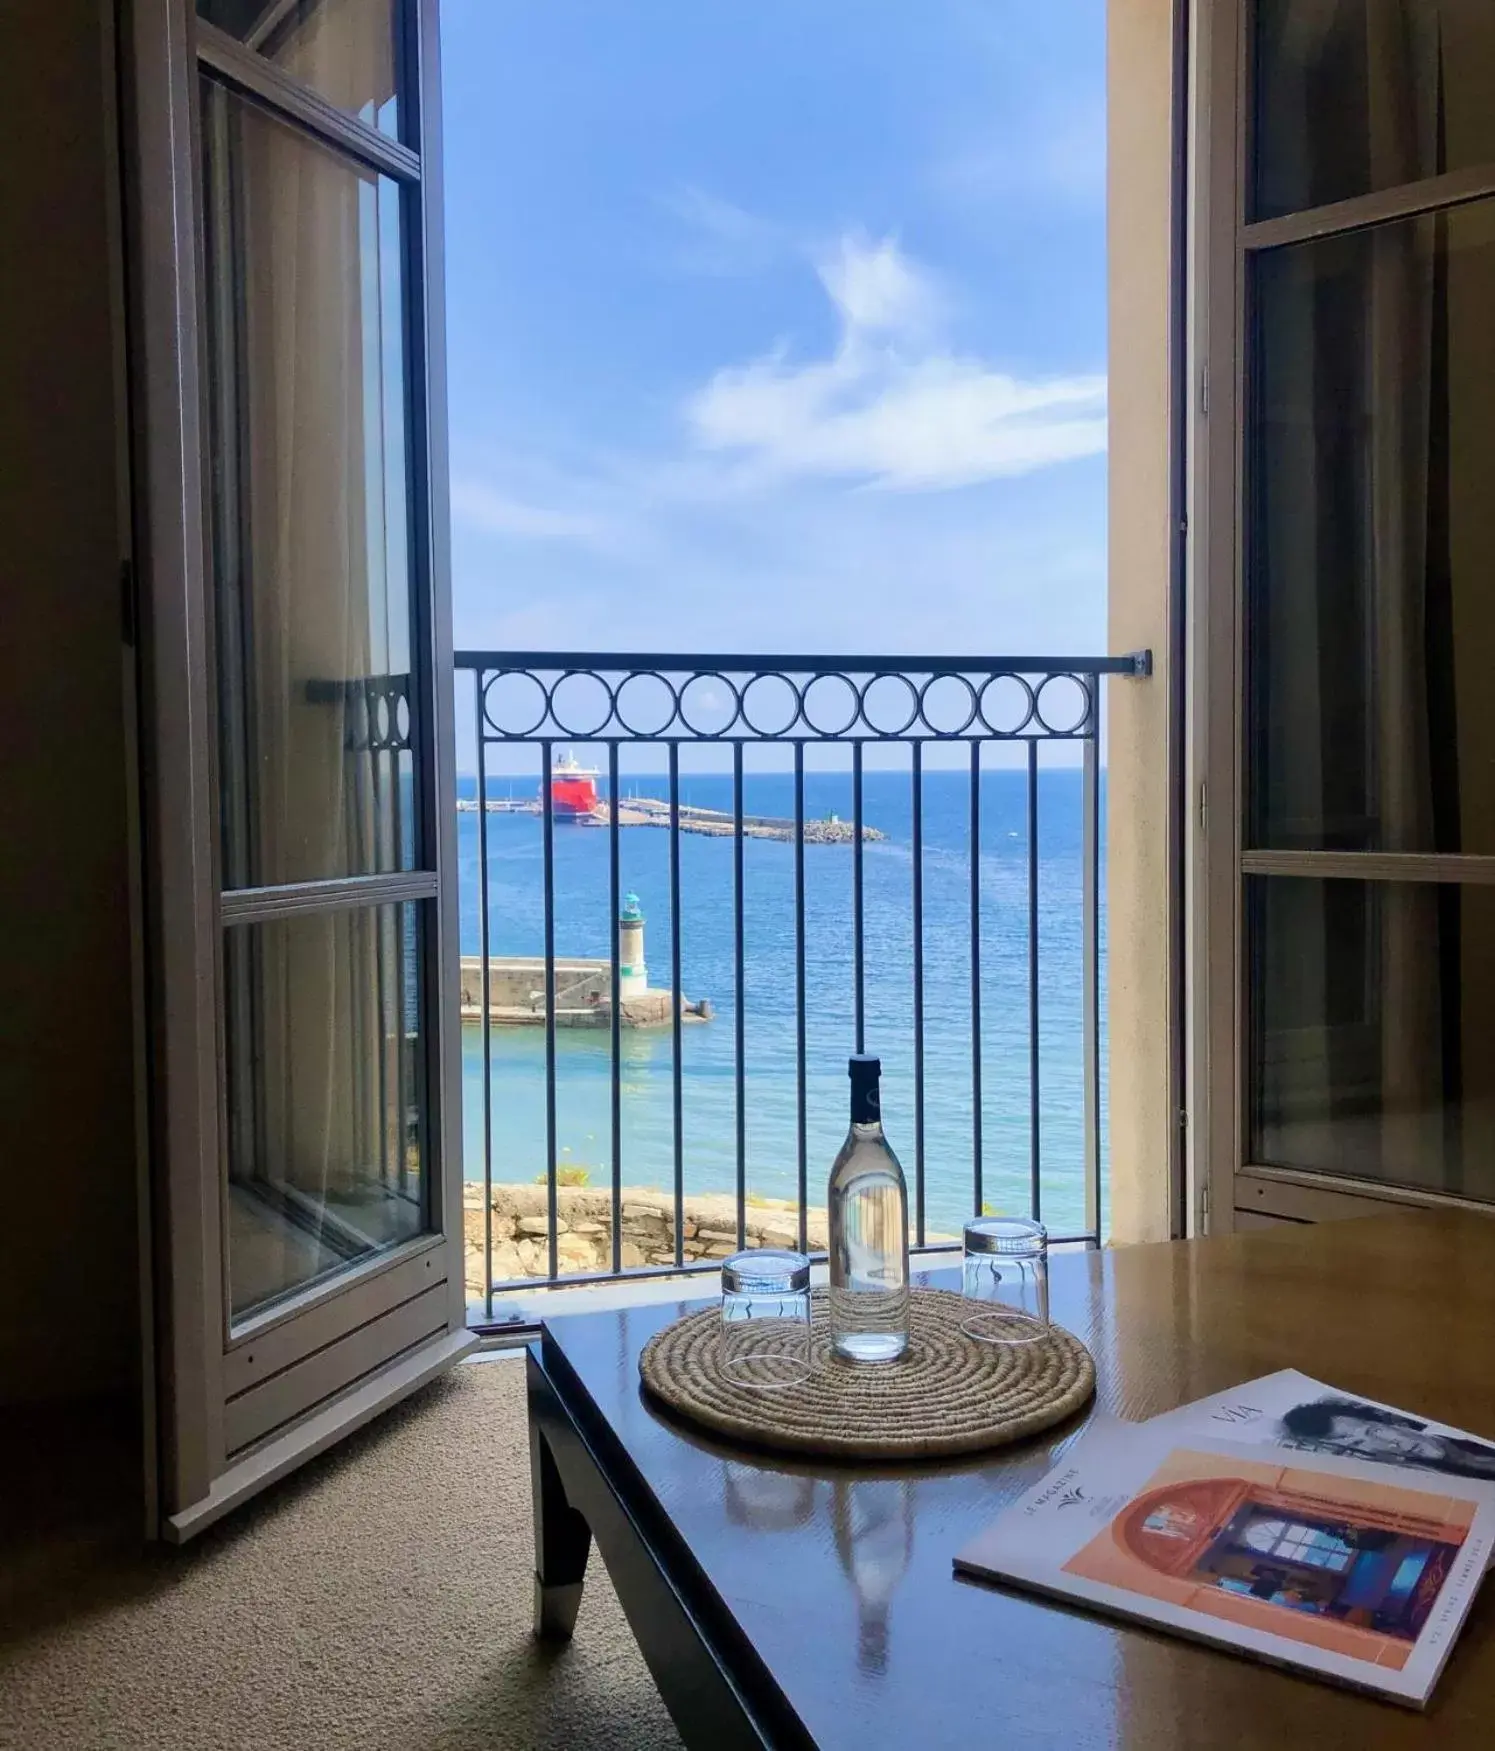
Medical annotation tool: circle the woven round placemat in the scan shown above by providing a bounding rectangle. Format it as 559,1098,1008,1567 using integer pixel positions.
639,1286,1095,1461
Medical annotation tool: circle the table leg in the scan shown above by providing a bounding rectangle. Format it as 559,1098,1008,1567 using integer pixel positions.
530,1408,593,1639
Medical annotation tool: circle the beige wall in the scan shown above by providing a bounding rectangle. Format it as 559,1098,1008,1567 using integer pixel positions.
1107,0,1177,1244
0,2,141,1404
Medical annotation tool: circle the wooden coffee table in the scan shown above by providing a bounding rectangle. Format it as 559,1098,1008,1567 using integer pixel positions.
526,1211,1495,1748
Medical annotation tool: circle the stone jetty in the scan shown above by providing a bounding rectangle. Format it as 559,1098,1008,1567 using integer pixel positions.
459,794,882,843
601,797,883,843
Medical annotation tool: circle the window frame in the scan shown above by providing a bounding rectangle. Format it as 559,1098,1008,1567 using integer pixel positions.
1190,0,1495,1231
124,0,467,1537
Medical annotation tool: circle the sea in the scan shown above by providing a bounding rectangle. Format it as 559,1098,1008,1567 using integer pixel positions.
456,764,1108,1241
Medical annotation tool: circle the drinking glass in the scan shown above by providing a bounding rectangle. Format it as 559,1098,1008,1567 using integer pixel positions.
960,1217,1049,1343
719,1249,813,1388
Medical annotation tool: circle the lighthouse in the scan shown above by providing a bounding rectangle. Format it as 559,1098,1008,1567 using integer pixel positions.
619,892,647,998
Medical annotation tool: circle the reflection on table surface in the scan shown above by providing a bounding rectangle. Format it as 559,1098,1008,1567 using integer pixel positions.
541,1214,1495,1747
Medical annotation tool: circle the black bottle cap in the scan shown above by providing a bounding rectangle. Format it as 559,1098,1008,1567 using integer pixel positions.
848,1054,881,1123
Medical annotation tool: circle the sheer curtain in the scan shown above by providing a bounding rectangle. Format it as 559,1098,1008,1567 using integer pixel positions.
1253,2,1454,1186
205,62,415,1309
1364,4,1445,1179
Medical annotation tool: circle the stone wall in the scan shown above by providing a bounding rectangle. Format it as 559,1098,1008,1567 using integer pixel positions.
464,1183,829,1289
458,955,609,1013
457,956,706,1029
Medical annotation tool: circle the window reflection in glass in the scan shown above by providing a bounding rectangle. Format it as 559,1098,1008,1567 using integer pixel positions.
1248,200,1495,854
225,902,427,1323
1241,1519,1352,1571
201,79,416,888
1249,877,1495,1200
1253,0,1495,221
198,0,401,139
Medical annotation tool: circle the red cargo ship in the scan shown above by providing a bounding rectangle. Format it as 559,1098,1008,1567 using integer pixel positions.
546,750,601,821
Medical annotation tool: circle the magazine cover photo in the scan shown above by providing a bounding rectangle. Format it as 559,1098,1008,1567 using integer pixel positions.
1063,1446,1476,1673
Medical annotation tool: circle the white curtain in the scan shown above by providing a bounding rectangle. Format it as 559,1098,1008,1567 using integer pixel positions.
1363,4,1445,1181
209,58,412,1300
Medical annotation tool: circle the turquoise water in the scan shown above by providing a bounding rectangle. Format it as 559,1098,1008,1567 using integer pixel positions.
457,766,1107,1240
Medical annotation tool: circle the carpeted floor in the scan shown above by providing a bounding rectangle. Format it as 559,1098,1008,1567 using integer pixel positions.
0,1359,683,1751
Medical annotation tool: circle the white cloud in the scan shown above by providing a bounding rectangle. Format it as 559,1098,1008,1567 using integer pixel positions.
657,185,786,277
684,234,1106,491
933,104,1106,211
453,463,1105,668
449,231,1107,675
449,479,612,546
463,592,614,652
818,232,940,336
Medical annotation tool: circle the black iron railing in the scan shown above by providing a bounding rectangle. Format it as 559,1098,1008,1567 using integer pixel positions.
455,651,1149,1323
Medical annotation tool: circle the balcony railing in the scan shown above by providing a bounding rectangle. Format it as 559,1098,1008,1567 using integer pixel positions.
455,650,1149,1325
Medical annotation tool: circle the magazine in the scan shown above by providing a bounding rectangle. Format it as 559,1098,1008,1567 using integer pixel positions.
954,1419,1495,1706
1146,1369,1495,1485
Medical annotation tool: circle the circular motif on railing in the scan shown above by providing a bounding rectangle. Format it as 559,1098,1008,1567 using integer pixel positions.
550,669,615,739
918,673,979,736
679,671,742,737
395,690,412,744
484,670,549,738
469,661,1096,743
614,670,679,738
860,673,920,737
978,673,1036,737
802,673,860,737
740,672,801,737
373,691,393,746
1034,673,1091,736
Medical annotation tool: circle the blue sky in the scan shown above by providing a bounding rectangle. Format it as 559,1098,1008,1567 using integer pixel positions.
439,0,1107,664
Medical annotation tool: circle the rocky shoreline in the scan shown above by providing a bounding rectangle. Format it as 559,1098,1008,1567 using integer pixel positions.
464,1182,830,1287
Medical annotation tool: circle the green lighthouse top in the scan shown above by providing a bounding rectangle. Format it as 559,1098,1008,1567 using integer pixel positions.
620,891,643,922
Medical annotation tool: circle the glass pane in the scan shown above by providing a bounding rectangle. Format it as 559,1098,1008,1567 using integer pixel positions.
1253,0,1495,221
202,79,416,888
197,0,401,139
1249,876,1495,1200
1248,200,1495,853
225,902,428,1323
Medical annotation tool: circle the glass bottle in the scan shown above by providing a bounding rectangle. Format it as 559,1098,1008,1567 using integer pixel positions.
828,1054,909,1362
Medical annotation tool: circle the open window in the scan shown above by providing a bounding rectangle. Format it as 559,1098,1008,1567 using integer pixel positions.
1192,0,1495,1229
123,0,470,1538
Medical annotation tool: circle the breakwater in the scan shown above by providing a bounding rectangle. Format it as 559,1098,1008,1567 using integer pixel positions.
458,954,710,1029
457,793,881,843
603,796,882,843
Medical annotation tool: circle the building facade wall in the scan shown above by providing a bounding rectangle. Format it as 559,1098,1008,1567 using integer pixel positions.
1107,0,1179,1243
